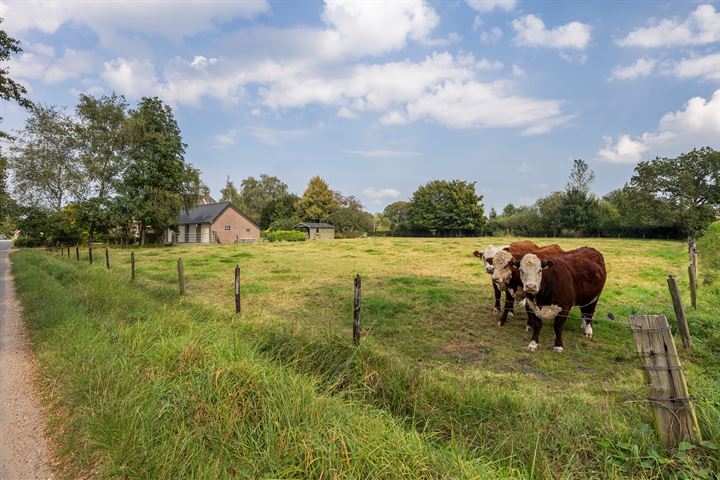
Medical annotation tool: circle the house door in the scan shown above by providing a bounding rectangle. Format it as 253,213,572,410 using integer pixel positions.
184,224,190,242
195,224,201,242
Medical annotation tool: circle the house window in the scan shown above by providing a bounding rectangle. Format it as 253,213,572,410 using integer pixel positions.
246,228,251,232
316,228,320,233
224,225,231,231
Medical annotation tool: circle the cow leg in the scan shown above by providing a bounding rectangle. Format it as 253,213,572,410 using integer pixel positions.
552,309,570,352
497,291,514,326
492,283,501,315
580,301,598,338
526,305,541,351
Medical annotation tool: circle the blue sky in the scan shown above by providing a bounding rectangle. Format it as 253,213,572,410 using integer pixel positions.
1,0,718,212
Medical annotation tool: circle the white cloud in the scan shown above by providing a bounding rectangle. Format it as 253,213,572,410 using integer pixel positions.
466,0,517,13
610,57,657,80
670,53,720,81
337,107,358,119
248,126,310,145
403,80,571,134
512,14,592,49
345,149,418,158
480,27,504,44
0,0,269,45
363,187,402,200
512,64,527,78
212,129,240,148
598,89,720,163
6,43,95,84
617,4,720,48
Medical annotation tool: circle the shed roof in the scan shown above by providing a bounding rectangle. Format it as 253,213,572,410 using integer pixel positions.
295,222,334,229
179,202,232,224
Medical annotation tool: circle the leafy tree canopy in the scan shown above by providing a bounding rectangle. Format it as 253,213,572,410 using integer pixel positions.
295,176,337,223
407,179,485,234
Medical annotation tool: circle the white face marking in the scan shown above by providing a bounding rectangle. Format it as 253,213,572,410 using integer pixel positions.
528,340,539,351
491,250,514,285
480,245,501,274
520,254,543,293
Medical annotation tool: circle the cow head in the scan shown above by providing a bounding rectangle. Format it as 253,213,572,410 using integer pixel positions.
519,254,553,294
473,245,509,274
491,250,515,285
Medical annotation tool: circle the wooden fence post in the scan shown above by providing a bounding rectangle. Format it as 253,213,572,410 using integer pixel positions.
629,314,702,447
691,251,699,285
75,244,79,261
67,245,70,257
88,246,93,264
105,247,110,270
353,274,361,346
667,275,692,350
234,265,241,314
131,252,135,280
177,258,185,295
688,265,697,310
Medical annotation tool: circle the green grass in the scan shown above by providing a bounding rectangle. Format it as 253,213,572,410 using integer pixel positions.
12,236,720,479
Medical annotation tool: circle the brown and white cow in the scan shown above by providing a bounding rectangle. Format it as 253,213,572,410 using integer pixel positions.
473,241,538,319
516,247,606,352
490,243,564,327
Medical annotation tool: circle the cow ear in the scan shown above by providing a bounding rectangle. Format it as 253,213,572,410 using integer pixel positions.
501,245,510,251
473,250,482,258
542,260,554,270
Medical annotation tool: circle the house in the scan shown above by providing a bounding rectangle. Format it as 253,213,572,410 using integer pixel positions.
295,222,335,240
166,202,260,244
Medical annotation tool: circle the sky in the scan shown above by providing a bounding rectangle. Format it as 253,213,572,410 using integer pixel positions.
0,0,718,213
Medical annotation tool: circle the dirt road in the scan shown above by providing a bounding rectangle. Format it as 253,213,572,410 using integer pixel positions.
0,241,54,480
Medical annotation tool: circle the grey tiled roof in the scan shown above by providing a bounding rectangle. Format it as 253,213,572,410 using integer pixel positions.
179,202,231,224
295,222,334,228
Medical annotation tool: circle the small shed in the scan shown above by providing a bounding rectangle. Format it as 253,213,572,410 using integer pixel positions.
295,222,335,240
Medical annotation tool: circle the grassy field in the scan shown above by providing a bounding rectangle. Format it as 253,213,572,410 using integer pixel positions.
12,236,720,479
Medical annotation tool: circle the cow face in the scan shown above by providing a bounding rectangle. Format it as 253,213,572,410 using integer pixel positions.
519,254,553,294
474,245,509,274
491,250,514,285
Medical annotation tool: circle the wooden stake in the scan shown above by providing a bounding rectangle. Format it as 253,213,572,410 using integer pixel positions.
234,265,241,314
688,265,697,310
629,314,702,447
691,251,699,285
131,251,136,280
353,274,361,346
89,246,93,264
75,244,79,261
105,247,110,270
177,258,185,295
667,275,692,350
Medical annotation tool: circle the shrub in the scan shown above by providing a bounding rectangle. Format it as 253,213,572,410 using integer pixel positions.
266,230,306,242
13,236,44,248
697,221,719,274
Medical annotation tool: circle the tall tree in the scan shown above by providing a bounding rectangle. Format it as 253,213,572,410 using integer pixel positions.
120,97,200,244
407,180,485,235
220,176,241,206
260,193,298,229
383,201,409,231
10,105,84,211
237,174,288,223
295,176,337,222
329,192,373,237
560,159,598,235
631,147,719,236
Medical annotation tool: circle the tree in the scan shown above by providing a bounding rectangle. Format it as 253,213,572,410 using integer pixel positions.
383,201,409,232
0,19,33,130
237,174,289,224
536,192,564,237
560,159,599,235
260,193,298,229
631,147,719,236
220,177,241,206
329,192,373,237
406,180,485,235
295,176,338,222
10,105,84,211
120,97,200,244
75,93,130,237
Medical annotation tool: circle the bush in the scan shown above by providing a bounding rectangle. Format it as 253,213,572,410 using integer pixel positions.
13,236,44,248
697,221,720,273
267,218,298,231
266,230,306,242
